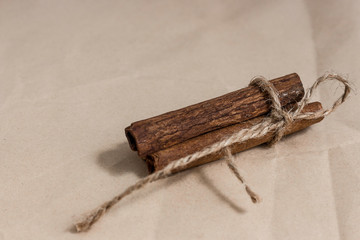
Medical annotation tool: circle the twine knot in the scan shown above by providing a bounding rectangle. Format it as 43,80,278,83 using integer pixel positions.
250,76,294,145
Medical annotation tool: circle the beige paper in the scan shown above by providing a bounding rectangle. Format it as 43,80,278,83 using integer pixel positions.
0,0,359,239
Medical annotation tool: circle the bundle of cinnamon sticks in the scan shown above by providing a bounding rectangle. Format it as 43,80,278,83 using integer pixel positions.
125,73,324,173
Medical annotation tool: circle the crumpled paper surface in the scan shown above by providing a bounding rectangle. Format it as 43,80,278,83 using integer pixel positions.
0,0,359,239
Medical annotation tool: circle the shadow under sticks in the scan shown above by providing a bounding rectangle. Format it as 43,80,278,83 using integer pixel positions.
97,142,148,178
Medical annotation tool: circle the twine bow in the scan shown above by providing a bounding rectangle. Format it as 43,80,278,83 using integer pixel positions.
75,72,351,232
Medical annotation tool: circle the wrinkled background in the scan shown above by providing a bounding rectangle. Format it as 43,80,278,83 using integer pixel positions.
1,0,359,239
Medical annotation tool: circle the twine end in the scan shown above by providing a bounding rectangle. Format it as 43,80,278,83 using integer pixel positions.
250,195,261,204
245,186,261,204
74,207,107,233
74,222,90,233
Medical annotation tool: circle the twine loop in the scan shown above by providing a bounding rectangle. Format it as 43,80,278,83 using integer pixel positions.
249,72,351,145
74,72,351,232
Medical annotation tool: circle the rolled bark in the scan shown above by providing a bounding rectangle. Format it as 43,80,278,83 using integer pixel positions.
145,102,323,173
126,73,304,157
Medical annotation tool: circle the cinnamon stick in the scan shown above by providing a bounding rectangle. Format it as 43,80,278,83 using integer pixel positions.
126,73,304,157
145,102,323,173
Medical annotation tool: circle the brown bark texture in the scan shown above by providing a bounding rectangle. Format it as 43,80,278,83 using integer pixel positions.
125,73,304,157
145,102,323,173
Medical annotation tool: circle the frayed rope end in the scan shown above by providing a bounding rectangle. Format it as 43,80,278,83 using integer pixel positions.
245,186,261,204
74,207,107,233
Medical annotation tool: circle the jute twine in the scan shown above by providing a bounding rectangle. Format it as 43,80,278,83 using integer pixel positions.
75,72,351,232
